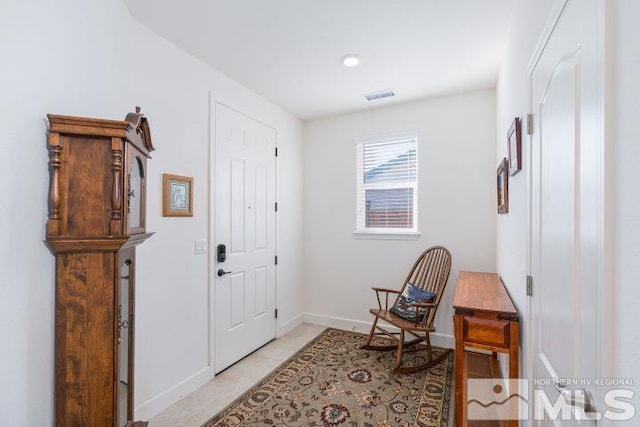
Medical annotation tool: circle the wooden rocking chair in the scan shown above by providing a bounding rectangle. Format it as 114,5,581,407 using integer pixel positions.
361,246,453,374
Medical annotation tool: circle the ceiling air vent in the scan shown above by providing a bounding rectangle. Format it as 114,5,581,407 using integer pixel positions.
363,89,396,102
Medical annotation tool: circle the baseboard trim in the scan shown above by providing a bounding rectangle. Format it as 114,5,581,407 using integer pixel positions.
277,312,305,337
303,313,373,334
302,312,455,349
134,366,210,421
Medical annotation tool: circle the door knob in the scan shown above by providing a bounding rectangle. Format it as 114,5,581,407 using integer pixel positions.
217,269,232,277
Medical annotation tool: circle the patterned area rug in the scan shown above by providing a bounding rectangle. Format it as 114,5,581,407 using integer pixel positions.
202,328,453,427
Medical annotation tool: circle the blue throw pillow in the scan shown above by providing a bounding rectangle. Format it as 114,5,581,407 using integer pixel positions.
389,283,436,321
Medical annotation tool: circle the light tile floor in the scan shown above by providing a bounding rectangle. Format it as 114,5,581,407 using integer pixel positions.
148,323,326,427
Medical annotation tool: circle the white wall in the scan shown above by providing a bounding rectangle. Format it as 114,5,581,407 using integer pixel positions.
0,0,304,424
494,0,556,384
303,90,497,343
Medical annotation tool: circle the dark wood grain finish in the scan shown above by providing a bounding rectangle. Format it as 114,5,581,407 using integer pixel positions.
454,311,467,427
453,271,517,315
46,113,151,239
48,114,131,137
463,316,510,348
66,137,112,237
47,132,62,227
453,271,520,427
46,110,153,426
55,252,116,426
46,237,131,254
124,107,155,156
111,138,123,224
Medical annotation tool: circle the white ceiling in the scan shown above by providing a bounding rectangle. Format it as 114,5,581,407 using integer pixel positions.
125,0,514,120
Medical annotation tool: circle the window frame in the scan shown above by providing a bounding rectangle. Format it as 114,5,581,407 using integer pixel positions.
354,133,420,239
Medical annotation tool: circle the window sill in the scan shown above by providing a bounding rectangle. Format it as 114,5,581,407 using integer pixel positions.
352,231,422,240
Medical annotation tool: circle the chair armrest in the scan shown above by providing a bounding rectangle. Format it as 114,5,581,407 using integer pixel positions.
371,287,401,294
410,301,436,327
411,301,436,308
371,287,401,310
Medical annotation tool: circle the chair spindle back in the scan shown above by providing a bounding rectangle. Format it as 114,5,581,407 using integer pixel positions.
397,246,452,326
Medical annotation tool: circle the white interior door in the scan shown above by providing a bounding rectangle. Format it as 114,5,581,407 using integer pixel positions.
214,103,276,373
530,0,602,424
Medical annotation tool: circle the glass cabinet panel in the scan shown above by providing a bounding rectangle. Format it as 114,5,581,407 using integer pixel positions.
118,259,132,426
128,157,143,231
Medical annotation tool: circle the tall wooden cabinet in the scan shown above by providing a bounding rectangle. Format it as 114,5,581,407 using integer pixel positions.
45,109,154,426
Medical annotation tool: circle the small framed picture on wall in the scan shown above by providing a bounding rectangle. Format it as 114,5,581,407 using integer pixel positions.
497,158,509,214
163,173,193,217
507,117,522,176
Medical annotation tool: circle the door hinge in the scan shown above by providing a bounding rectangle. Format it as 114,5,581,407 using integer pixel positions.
275,308,278,319
526,275,533,296
275,202,278,212
275,255,278,265
527,113,534,135
275,147,278,157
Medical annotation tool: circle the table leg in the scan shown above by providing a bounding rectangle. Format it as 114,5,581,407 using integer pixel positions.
508,321,520,426
509,321,519,378
454,314,466,427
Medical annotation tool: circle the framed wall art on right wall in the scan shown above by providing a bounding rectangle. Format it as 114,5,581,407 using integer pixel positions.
507,117,522,176
497,157,509,214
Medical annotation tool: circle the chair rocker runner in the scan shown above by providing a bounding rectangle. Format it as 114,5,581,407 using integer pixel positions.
361,246,453,374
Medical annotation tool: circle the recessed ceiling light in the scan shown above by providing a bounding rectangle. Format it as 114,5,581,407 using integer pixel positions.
342,54,360,67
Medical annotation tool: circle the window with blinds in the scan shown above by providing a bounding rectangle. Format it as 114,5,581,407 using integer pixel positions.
356,136,418,233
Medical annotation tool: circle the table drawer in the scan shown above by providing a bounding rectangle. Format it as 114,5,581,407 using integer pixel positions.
462,316,510,348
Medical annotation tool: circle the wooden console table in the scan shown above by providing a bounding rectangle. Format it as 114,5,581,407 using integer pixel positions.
453,271,520,426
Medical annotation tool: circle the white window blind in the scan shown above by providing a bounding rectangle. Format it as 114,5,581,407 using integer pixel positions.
356,136,418,233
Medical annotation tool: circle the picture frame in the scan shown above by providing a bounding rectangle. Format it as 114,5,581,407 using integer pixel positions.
507,117,522,176
163,173,193,217
497,158,509,214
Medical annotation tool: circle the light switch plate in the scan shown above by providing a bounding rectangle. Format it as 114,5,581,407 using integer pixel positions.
194,239,207,254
